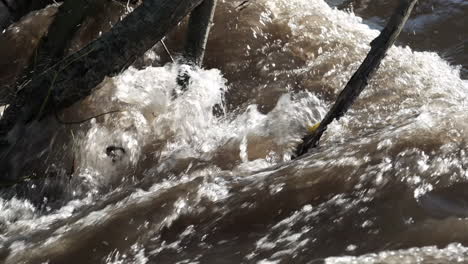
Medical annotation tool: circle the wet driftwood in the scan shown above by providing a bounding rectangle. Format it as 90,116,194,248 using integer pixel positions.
0,0,138,30
19,0,93,84
294,0,418,158
184,0,217,66
177,0,217,92
0,0,204,180
0,0,54,30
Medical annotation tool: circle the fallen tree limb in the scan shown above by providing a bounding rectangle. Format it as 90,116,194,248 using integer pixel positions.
0,0,204,179
294,0,418,158
0,0,139,30
176,0,217,93
0,0,55,30
184,0,217,66
20,0,92,84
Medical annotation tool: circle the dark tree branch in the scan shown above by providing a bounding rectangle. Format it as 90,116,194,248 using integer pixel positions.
0,0,204,180
294,0,418,158
20,0,93,83
176,0,217,94
0,0,56,30
0,0,137,30
184,0,217,66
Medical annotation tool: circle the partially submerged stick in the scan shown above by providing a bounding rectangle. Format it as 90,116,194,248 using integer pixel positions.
294,0,418,158
0,0,204,180
176,0,217,92
0,0,204,133
184,0,217,66
0,0,56,30
18,0,93,86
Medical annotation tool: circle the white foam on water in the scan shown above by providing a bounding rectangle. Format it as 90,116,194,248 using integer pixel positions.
1,0,468,262
105,243,149,264
67,61,326,190
325,243,468,264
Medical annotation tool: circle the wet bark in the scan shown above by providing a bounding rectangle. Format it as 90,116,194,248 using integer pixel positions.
184,0,217,66
0,0,204,180
0,0,137,30
176,0,217,93
0,0,55,30
20,0,93,83
294,0,418,158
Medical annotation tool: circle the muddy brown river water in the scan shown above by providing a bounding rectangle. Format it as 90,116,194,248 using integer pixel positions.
1,0,468,263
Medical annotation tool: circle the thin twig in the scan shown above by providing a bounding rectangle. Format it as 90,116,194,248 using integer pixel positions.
236,0,249,11
161,39,174,63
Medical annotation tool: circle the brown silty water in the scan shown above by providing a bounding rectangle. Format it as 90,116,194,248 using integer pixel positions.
0,0,468,263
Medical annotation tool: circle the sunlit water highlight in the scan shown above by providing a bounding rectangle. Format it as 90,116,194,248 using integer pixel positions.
1,0,468,263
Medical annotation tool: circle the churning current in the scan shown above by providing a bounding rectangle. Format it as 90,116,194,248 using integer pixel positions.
1,0,468,263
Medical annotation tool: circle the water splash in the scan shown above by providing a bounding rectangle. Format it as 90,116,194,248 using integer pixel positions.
1,0,468,263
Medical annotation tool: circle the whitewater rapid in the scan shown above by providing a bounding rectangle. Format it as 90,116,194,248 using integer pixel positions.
1,0,468,263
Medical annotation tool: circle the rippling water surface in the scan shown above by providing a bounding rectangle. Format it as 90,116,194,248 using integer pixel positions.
1,0,468,263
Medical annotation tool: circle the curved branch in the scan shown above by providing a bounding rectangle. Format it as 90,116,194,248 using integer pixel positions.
0,0,204,180
294,0,418,158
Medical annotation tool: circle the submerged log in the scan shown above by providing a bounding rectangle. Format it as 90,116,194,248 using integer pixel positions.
0,0,204,180
0,0,55,30
176,0,217,93
184,0,217,66
0,0,138,30
294,0,418,158
19,0,92,84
